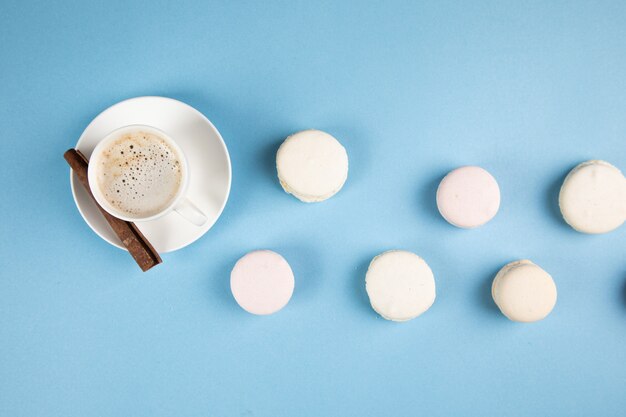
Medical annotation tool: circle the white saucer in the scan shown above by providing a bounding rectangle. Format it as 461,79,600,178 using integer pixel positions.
70,96,232,253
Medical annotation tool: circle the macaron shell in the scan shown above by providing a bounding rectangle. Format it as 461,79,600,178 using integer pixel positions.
230,250,295,315
559,160,626,234
276,129,348,202
436,166,501,228
492,260,557,323
365,250,436,322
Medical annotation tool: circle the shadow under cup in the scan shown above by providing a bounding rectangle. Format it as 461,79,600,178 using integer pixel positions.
87,124,207,226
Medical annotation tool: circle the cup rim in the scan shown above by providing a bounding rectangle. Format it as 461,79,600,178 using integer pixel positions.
87,124,190,223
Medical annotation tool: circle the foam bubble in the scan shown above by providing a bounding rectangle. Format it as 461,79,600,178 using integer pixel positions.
95,131,183,217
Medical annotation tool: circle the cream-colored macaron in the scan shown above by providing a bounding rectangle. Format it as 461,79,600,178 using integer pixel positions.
365,250,436,322
492,260,557,323
559,160,626,234
276,130,348,202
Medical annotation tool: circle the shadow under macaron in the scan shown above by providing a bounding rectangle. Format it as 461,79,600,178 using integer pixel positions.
351,254,379,318
261,137,287,192
621,275,626,311
416,170,452,228
477,263,505,317
206,251,248,316
545,166,573,232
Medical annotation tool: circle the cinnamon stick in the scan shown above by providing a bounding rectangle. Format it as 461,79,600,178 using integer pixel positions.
64,148,162,272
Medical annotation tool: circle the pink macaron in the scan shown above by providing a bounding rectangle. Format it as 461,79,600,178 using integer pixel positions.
436,166,500,228
230,250,295,315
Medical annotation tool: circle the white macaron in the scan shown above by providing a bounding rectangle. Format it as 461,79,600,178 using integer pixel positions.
276,130,349,202
365,250,436,322
559,160,626,234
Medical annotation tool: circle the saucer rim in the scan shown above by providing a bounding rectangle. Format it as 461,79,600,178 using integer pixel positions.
69,95,232,253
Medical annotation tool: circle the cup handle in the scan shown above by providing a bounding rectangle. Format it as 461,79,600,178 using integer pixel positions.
173,197,207,226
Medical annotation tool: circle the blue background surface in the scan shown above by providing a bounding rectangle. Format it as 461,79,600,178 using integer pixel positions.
1,1,625,416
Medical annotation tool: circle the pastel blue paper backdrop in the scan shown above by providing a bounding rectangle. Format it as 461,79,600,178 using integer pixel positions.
1,1,625,416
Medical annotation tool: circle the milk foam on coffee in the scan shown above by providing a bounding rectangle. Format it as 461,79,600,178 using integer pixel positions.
95,131,183,218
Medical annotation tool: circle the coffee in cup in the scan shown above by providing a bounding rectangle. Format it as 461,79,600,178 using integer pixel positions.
88,125,207,226
94,130,183,218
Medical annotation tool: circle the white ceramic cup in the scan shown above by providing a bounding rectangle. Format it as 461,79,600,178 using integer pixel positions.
88,124,207,226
